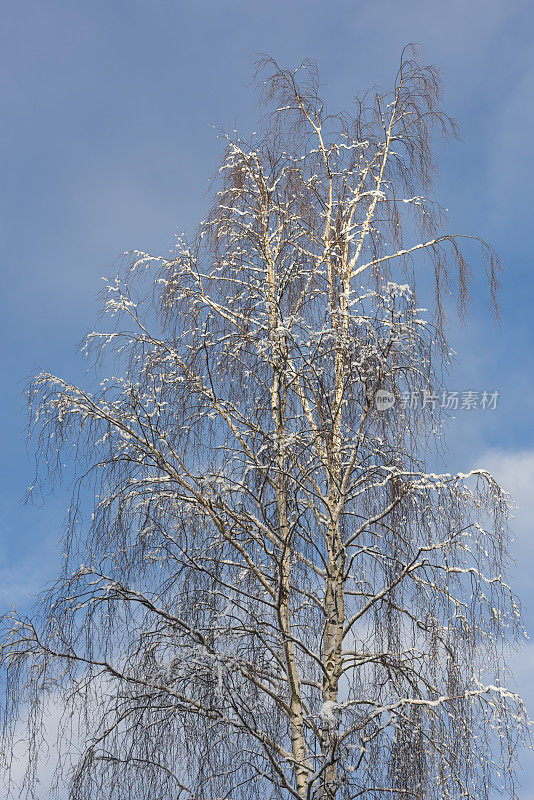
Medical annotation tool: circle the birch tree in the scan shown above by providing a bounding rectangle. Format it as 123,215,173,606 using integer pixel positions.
1,49,529,800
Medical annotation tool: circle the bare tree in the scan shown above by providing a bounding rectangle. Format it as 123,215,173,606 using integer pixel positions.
1,48,529,800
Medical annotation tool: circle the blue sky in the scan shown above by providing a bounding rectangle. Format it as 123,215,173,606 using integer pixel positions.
1,0,534,795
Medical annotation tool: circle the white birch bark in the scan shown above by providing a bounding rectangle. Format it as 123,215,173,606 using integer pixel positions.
0,49,526,800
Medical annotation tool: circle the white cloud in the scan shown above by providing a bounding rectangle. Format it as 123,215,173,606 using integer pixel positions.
471,448,534,795
1,697,65,798
475,448,534,544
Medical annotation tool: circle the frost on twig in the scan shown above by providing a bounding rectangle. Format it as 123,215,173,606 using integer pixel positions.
0,48,524,800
